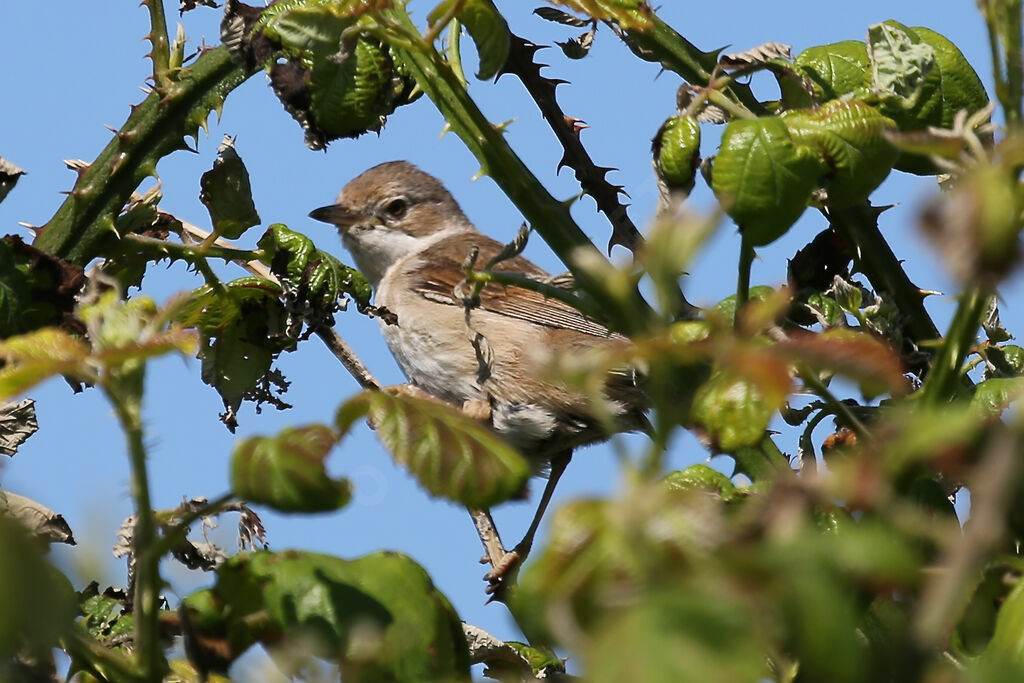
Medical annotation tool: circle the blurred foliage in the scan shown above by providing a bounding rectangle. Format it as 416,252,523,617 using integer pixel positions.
0,0,1023,681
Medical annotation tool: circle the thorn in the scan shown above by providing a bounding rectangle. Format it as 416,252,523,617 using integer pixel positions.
438,122,453,139
557,154,570,172
492,117,516,133
104,124,118,134
117,130,137,144
564,116,589,135
919,288,943,299
17,222,38,238
110,152,129,176
139,86,153,95
471,167,487,182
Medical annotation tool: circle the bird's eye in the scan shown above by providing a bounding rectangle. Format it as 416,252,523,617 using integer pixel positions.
383,197,407,218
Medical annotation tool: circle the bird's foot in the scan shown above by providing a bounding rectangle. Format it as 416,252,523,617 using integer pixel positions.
483,542,531,597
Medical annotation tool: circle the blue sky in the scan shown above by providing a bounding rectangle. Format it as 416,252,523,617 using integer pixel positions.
0,1,1009,677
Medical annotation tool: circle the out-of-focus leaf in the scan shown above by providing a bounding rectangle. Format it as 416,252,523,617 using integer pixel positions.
0,398,37,456
711,285,774,324
545,0,652,29
693,365,789,452
0,490,75,544
515,484,725,643
429,0,510,79
181,550,470,680
0,514,77,658
783,100,897,207
0,157,26,204
663,464,737,500
199,136,260,240
975,576,1024,678
336,390,530,509
586,589,768,683
0,328,92,398
711,116,821,246
232,424,350,513
780,328,906,399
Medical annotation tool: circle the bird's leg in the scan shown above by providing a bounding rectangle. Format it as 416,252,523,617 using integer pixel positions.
484,451,573,589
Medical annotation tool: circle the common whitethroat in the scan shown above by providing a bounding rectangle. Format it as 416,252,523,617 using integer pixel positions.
310,161,645,584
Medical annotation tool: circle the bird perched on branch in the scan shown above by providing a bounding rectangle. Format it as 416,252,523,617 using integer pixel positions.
310,161,645,589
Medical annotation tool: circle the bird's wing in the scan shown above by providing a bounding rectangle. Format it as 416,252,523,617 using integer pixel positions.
408,232,615,339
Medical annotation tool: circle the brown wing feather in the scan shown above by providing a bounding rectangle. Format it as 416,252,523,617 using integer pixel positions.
410,233,615,339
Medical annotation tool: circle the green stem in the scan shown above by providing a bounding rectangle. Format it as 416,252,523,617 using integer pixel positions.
62,622,141,683
379,8,658,336
33,47,251,266
143,0,171,89
466,270,605,322
800,370,869,440
705,88,758,120
919,284,991,407
617,15,767,116
106,385,164,680
732,434,792,481
120,233,263,289
735,236,755,321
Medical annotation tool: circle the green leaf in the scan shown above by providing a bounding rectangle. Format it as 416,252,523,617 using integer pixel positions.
780,40,870,107
783,100,897,207
971,377,1024,417
430,0,510,80
177,278,291,430
663,464,737,500
867,21,936,104
232,424,350,513
199,136,261,240
653,115,701,195
79,584,134,650
337,390,530,509
692,370,778,452
258,223,372,311
182,550,470,680
868,21,988,174
711,116,821,246
258,3,417,146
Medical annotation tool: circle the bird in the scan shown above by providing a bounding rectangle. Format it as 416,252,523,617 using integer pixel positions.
309,161,646,588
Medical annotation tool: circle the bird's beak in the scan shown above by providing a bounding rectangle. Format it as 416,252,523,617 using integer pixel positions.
309,203,363,227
